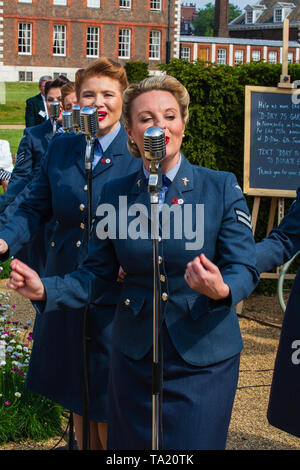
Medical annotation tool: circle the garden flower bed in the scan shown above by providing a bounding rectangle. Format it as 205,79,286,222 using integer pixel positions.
0,289,64,444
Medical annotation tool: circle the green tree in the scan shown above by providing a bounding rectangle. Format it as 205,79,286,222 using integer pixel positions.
193,2,242,36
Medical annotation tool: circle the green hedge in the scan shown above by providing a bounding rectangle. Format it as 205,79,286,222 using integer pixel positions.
125,61,149,83
159,60,300,293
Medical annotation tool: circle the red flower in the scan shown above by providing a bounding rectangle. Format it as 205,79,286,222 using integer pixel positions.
101,158,107,163
172,198,178,204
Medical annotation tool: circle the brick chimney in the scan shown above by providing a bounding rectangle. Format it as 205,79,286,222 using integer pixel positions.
214,0,229,37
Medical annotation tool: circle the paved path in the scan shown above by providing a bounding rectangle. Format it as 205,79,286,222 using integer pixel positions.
0,124,25,129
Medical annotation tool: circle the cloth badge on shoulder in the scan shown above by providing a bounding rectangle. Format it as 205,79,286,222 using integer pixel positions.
235,208,252,230
16,151,25,166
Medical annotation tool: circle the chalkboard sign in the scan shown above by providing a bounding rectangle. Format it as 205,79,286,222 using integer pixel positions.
244,86,299,197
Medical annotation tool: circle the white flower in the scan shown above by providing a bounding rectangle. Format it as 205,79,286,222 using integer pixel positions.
14,392,21,398
16,345,22,351
0,360,6,367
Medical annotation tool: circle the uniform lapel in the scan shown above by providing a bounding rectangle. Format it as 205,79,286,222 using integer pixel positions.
164,156,194,206
91,125,128,179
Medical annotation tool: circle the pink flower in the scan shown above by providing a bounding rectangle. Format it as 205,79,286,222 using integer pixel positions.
12,305,16,309
5,401,10,406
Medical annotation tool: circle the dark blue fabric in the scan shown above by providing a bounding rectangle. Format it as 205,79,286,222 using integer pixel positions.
107,323,240,450
0,125,141,421
256,188,300,437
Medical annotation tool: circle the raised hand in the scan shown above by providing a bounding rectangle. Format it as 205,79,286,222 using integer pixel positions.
0,239,8,254
7,259,46,301
184,253,230,301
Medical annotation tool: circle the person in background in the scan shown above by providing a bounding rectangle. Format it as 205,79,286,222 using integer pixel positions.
25,75,52,128
255,188,300,439
5,75,259,450
0,58,141,450
0,140,14,192
61,81,77,112
0,77,66,273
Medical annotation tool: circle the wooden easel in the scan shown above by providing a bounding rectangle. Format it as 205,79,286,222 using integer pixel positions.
236,19,296,314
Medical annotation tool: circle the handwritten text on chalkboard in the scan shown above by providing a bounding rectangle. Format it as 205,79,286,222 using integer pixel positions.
250,91,300,191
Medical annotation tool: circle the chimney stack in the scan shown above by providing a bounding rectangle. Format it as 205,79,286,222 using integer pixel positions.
214,0,229,37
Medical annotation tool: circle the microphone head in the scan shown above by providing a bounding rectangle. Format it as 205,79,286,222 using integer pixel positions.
80,106,99,137
72,104,81,130
62,111,73,132
144,127,166,162
49,101,60,120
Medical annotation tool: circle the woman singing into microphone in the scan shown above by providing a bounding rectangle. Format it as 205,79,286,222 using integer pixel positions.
7,75,258,450
0,58,140,450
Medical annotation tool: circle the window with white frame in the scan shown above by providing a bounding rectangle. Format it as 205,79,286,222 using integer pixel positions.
274,8,282,22
18,23,32,55
217,48,226,64
19,71,33,81
180,46,191,61
288,52,294,63
18,0,32,3
149,30,161,59
118,29,131,59
251,50,261,62
86,27,100,57
246,10,253,23
234,49,244,65
120,0,131,8
53,24,66,56
150,0,161,11
87,0,100,7
53,0,67,5
268,51,277,63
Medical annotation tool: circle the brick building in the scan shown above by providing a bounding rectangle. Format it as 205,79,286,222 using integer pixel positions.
0,0,181,81
179,34,300,64
180,2,197,35
229,0,300,42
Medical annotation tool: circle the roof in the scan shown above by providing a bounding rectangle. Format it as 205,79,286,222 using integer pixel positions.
229,0,300,25
180,34,300,47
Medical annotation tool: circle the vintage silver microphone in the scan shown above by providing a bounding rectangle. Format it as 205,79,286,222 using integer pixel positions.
144,126,166,198
78,106,99,451
49,101,60,135
62,111,73,133
144,127,166,451
80,106,99,171
72,104,81,134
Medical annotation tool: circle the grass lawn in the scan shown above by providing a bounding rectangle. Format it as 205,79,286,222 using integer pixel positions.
0,82,39,125
0,129,24,155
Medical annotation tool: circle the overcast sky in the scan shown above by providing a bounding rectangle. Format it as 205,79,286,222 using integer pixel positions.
190,0,254,10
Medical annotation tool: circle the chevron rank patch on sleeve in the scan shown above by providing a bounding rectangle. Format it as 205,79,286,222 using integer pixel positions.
234,208,253,230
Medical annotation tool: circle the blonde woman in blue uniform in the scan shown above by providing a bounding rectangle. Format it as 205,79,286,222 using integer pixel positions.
0,58,140,450
6,75,259,450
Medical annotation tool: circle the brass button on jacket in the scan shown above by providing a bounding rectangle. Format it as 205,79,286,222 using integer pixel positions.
162,292,168,301
79,204,85,211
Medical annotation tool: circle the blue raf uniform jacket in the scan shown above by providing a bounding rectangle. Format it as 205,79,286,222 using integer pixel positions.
0,125,141,416
0,118,53,221
256,188,300,438
39,156,259,367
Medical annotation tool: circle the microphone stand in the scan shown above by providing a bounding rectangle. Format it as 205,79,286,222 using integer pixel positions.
82,135,95,451
148,162,163,450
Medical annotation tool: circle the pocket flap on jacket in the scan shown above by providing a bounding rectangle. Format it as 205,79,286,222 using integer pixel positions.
119,286,145,316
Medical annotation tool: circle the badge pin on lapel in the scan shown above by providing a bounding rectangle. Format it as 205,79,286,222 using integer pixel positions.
182,177,189,186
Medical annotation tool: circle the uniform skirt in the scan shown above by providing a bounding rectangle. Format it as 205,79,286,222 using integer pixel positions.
26,302,114,423
107,323,240,450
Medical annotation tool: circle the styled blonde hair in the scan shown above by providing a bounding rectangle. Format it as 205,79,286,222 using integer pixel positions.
121,75,190,158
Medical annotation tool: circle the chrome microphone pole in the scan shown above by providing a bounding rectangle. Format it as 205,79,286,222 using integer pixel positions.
79,106,99,451
144,127,166,450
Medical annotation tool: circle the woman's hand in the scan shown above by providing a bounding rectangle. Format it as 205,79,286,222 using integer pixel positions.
184,253,230,301
0,239,8,254
6,259,46,301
